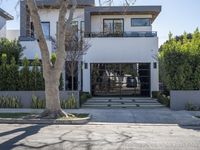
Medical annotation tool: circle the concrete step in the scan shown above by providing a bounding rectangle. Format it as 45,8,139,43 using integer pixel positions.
84,102,161,106
87,99,157,103
81,97,165,109
82,105,165,109
86,100,160,104
83,103,163,106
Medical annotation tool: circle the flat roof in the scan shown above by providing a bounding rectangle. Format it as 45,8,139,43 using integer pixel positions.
85,6,161,22
0,8,14,20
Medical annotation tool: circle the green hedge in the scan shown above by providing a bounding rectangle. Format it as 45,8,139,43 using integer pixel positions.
0,54,63,91
159,29,200,90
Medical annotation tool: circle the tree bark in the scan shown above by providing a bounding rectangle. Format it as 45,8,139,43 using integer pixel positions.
26,0,77,118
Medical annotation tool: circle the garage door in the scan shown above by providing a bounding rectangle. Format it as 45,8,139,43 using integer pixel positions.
91,63,150,97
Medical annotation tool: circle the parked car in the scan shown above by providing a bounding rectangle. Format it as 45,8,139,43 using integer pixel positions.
126,76,137,88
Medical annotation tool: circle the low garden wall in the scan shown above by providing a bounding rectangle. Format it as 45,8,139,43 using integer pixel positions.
170,90,200,110
0,91,80,108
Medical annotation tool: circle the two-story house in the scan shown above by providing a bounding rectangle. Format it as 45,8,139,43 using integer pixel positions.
19,0,161,98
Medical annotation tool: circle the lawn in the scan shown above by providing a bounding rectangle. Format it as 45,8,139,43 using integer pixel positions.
0,113,30,118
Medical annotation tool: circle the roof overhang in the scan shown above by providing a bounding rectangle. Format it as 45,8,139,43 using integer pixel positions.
85,6,161,22
0,8,14,20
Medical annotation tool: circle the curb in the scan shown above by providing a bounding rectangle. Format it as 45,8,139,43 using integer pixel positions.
0,115,91,125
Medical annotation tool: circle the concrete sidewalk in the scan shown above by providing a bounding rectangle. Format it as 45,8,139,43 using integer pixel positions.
0,108,200,126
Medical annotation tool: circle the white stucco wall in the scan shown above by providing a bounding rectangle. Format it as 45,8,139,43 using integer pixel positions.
21,8,85,59
91,14,152,33
38,8,84,39
82,37,159,94
0,16,7,38
21,40,52,59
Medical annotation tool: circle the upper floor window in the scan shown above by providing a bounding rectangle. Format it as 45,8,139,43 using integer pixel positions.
131,18,151,26
103,19,124,34
72,21,78,33
41,22,50,39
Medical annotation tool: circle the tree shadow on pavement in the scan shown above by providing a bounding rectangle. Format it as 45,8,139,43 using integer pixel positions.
179,125,200,132
0,124,46,149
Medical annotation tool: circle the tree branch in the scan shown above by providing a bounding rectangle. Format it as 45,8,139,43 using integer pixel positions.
26,0,51,72
54,0,77,78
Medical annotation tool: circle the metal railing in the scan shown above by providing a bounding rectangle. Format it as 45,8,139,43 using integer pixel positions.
85,31,157,38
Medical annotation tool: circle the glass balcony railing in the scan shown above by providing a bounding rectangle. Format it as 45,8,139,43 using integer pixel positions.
85,31,157,38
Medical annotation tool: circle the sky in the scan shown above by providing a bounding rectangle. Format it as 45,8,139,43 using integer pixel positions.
0,0,200,46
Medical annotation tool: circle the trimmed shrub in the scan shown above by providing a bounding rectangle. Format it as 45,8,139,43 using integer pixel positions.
80,92,92,105
31,95,45,109
185,102,200,111
0,96,22,108
61,96,77,109
157,93,170,107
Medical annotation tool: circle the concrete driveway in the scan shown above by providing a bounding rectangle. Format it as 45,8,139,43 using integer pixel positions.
68,108,200,126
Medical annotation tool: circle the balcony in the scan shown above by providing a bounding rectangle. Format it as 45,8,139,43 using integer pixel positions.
85,31,157,38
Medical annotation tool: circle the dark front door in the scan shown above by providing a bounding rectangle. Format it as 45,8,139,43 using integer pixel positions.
91,63,150,97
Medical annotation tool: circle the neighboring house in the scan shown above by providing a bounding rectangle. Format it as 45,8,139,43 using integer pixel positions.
0,8,14,38
19,0,161,97
6,29,20,40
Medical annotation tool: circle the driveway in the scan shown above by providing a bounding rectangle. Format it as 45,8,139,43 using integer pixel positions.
0,124,200,150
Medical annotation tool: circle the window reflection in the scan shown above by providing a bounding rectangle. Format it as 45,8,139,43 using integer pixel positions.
41,22,50,39
91,63,150,97
103,19,124,34
131,18,151,26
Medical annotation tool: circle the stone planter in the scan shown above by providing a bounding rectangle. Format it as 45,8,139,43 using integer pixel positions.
0,91,80,108
170,90,200,110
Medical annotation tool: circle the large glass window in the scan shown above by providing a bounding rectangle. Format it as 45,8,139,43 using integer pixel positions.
131,18,151,26
41,22,50,39
103,19,124,34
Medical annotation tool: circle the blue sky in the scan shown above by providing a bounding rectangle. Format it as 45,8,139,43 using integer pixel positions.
0,0,200,45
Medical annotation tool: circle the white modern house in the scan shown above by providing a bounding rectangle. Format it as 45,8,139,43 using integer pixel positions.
20,0,161,97
0,8,14,38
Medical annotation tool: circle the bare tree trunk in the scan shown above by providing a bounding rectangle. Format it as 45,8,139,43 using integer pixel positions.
26,0,77,118
40,72,66,118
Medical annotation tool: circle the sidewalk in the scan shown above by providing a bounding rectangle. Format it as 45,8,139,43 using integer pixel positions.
0,108,200,126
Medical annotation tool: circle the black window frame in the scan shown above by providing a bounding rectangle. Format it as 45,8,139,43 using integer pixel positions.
103,18,124,34
131,18,151,27
80,21,85,32
41,21,50,39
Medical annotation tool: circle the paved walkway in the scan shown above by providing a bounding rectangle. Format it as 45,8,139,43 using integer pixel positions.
0,108,200,126
0,124,200,150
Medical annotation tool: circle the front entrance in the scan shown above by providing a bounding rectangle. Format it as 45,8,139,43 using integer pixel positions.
91,63,151,97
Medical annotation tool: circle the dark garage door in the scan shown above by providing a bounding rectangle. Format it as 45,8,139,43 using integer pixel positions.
91,63,151,97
